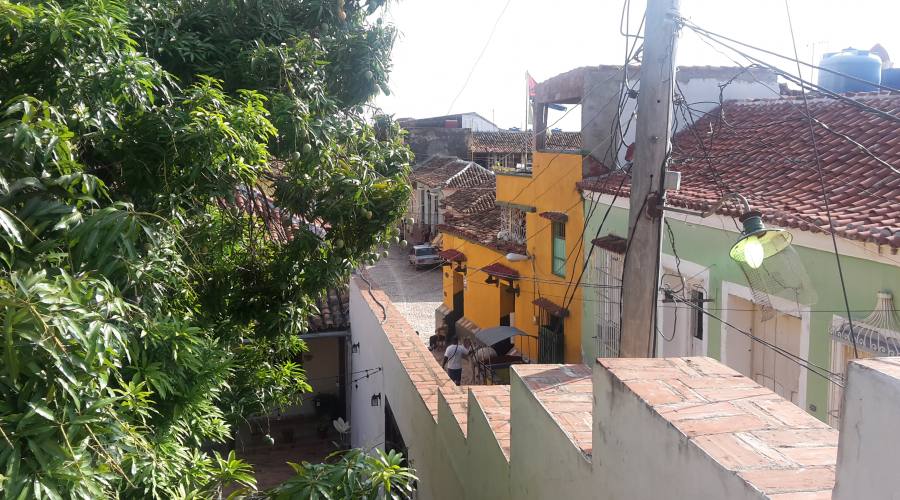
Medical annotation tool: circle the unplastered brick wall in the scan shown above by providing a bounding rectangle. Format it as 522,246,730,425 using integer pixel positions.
348,276,880,499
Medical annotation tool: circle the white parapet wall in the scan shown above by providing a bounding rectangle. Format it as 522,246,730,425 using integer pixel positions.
349,276,853,499
833,357,900,500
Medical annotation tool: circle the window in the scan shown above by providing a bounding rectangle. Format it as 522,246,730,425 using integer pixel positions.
691,289,704,340
551,221,566,277
591,247,623,357
497,206,526,244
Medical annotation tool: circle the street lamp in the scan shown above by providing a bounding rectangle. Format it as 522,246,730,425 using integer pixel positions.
729,211,792,269
666,192,793,270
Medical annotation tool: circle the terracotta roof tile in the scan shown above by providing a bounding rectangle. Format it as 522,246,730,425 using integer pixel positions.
305,287,350,333
581,93,900,248
437,206,525,255
410,156,494,189
441,178,496,216
470,131,583,153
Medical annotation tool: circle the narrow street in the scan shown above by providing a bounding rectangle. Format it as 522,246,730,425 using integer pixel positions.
363,245,443,346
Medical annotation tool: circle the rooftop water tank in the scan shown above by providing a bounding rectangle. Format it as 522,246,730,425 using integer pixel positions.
882,68,900,90
818,48,882,93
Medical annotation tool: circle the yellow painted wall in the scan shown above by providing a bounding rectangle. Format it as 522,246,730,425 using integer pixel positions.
440,152,585,363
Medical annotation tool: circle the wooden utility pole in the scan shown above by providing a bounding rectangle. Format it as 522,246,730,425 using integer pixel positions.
619,0,680,358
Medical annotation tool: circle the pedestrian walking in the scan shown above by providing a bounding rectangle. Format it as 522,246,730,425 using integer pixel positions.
442,336,470,386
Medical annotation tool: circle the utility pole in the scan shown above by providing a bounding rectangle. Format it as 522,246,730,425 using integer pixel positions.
619,0,680,358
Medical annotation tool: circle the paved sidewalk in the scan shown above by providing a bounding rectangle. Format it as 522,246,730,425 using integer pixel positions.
363,245,443,346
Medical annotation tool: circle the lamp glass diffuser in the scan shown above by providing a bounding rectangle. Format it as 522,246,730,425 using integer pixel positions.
729,213,792,269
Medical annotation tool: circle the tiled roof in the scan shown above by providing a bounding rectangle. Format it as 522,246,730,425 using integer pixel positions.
410,156,494,189
437,206,525,255
306,287,349,333
470,131,583,153
441,178,496,216
580,93,900,248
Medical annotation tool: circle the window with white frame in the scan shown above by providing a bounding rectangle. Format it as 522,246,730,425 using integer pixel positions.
590,245,623,358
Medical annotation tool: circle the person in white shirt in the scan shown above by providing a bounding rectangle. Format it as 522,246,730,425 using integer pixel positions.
442,337,470,386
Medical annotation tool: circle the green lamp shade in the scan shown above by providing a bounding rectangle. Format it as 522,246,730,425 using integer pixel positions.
729,213,792,269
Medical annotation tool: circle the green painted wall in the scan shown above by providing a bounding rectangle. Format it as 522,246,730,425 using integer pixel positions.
581,199,900,422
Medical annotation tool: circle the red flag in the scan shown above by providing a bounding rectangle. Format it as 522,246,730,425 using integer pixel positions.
527,72,537,98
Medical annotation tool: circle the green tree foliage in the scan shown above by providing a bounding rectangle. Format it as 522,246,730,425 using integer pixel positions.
268,449,416,500
0,0,412,497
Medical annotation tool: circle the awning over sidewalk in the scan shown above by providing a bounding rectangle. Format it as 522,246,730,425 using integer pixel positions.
481,262,520,279
438,249,466,262
532,297,569,317
476,326,534,346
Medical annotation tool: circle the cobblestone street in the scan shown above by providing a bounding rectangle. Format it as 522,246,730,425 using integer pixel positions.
363,245,443,346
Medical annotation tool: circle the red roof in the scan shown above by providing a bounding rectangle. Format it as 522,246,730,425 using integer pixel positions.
581,93,900,248
438,207,525,255
481,262,520,279
410,156,494,189
441,178,496,216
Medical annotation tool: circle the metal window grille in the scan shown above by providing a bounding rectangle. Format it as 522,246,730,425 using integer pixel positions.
498,206,526,244
592,248,623,358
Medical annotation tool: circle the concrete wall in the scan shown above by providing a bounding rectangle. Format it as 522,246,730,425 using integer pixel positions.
580,195,900,421
509,373,593,499
295,337,341,416
350,280,876,500
592,366,765,500
405,128,470,162
537,65,778,171
834,357,900,499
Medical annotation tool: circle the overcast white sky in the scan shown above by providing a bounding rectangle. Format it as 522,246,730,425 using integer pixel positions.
375,0,900,131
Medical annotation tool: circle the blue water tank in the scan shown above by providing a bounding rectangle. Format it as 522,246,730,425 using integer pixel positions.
818,48,882,93
882,68,900,90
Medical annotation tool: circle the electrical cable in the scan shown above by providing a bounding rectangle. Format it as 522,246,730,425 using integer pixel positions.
445,0,513,114
677,17,900,94
783,0,859,359
666,293,844,387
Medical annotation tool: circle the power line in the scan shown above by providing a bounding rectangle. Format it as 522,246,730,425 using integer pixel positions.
783,0,859,359
666,293,844,387
678,17,900,94
445,0,514,114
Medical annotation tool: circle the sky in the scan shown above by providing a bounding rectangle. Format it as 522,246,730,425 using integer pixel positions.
375,0,900,131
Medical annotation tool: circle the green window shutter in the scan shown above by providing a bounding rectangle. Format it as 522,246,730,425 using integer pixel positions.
551,221,566,277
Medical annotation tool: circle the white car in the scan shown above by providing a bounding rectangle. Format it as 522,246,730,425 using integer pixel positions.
408,244,442,269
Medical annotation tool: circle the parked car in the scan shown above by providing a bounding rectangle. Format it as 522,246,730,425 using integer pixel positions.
408,244,442,269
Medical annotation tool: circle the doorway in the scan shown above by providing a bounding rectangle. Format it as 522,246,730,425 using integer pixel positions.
538,311,564,363
723,294,803,405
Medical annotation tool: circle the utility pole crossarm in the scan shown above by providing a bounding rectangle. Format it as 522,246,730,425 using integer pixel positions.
619,0,681,358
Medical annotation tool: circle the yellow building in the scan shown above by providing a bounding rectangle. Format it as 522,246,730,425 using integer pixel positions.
436,151,584,363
